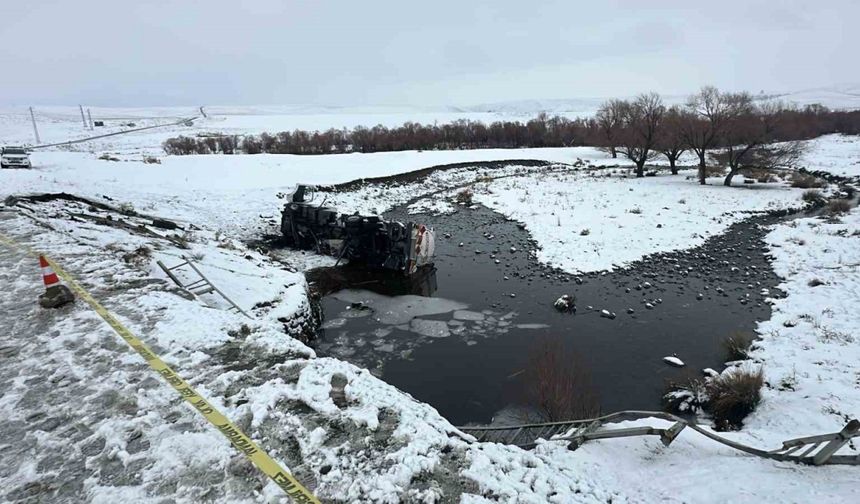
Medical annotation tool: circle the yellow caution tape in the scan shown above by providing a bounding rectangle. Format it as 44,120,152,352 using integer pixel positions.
0,231,320,504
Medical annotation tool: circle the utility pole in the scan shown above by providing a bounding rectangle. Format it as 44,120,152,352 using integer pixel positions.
79,104,88,129
87,108,94,130
29,107,41,144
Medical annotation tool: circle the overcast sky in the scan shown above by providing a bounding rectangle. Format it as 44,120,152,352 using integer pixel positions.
1,0,857,107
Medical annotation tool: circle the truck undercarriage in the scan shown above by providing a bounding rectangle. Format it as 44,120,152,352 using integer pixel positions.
280,185,435,274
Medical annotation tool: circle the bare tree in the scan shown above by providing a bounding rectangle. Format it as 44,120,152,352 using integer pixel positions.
521,336,599,422
595,99,627,158
681,86,732,185
655,105,687,175
716,100,806,186
617,93,665,177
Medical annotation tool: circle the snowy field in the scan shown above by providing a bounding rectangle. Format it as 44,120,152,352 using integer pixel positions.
1,103,859,502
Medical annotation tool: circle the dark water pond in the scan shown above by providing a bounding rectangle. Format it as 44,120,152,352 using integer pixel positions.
309,204,786,426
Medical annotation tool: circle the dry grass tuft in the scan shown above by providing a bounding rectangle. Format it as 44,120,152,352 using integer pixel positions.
706,367,764,430
826,198,852,215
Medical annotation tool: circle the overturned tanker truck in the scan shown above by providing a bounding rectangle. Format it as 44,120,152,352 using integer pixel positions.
281,185,435,274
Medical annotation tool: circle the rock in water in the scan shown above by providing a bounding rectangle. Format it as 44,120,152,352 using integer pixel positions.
662,355,685,367
39,285,75,309
554,294,576,313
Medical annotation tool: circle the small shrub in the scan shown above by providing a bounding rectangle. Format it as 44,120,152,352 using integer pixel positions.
791,173,826,189
121,246,152,266
628,207,643,215
826,198,852,215
818,328,855,345
521,336,600,422
118,202,135,215
580,228,590,236
801,189,823,204
663,374,707,414
241,136,263,154
98,153,120,162
219,135,238,155
704,165,726,177
162,136,203,155
724,331,756,361
705,366,764,430
455,188,474,205
142,155,161,164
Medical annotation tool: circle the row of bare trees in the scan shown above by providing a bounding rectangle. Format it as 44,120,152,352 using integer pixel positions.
595,87,816,185
164,115,586,156
163,90,860,187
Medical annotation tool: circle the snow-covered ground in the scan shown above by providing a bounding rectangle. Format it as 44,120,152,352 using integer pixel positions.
798,134,860,177
0,146,646,238
1,104,859,502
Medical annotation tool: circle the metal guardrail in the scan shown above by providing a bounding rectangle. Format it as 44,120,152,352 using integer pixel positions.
458,410,860,466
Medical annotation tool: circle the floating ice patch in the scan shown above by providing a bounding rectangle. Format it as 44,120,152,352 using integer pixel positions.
409,319,451,338
322,318,348,329
515,323,550,329
376,343,395,353
408,198,456,216
331,289,467,325
373,327,393,338
453,310,485,321
341,305,374,318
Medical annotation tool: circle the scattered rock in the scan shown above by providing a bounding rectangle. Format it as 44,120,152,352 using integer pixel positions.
663,355,685,367
151,218,179,230
553,295,576,313
38,285,74,309
330,374,349,408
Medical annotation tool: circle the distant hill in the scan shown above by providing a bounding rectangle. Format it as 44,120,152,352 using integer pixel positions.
757,84,860,110
462,85,860,116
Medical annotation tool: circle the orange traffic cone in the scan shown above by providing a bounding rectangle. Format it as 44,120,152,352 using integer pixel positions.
38,255,74,308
